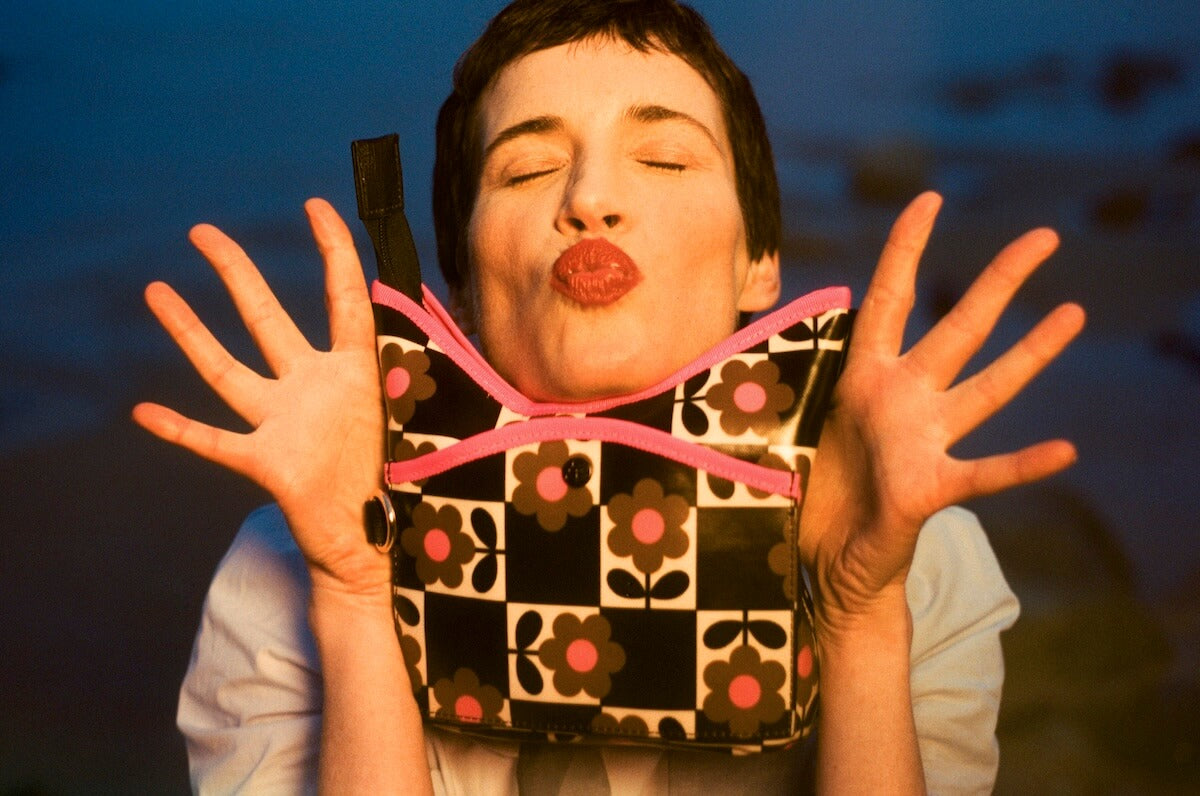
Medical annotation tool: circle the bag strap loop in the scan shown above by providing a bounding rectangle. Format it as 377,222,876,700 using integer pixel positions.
350,133,423,301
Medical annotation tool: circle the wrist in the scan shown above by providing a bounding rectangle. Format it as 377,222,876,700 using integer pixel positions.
308,574,396,658
813,585,924,794
285,493,394,601
309,559,393,614
814,583,912,661
302,497,393,610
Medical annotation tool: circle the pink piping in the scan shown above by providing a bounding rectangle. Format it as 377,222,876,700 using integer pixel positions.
371,280,850,418
386,416,801,498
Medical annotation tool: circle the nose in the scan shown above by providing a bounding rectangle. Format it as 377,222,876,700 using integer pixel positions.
555,154,623,234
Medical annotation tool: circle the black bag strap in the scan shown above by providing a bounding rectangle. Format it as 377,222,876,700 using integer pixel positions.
350,133,423,301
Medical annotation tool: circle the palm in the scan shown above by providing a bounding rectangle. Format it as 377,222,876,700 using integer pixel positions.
798,193,1085,620
133,199,388,588
238,345,382,560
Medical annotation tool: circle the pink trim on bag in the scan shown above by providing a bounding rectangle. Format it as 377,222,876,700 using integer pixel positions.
371,280,850,418
386,416,801,498
420,285,497,377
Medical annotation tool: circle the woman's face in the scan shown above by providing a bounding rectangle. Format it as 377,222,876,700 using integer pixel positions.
461,36,779,402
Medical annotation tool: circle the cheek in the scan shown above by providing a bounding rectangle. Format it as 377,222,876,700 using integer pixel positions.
466,200,503,273
468,191,551,283
465,202,550,367
656,188,745,277
467,212,524,314
672,178,741,236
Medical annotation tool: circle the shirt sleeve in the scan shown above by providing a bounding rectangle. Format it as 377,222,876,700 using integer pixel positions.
176,505,323,794
176,505,521,795
906,506,1020,795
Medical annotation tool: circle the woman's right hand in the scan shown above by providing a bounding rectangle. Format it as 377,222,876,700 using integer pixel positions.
133,198,389,599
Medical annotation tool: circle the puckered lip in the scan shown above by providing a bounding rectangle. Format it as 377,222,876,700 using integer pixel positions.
551,238,642,307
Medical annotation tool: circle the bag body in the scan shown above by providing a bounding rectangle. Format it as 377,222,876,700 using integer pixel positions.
372,281,851,752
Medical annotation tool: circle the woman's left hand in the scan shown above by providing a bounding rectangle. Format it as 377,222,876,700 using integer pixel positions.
798,191,1086,634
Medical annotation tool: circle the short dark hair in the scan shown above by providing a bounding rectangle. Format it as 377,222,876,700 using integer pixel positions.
432,0,781,291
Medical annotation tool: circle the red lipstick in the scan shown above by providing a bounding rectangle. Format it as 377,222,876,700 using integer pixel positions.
551,238,642,307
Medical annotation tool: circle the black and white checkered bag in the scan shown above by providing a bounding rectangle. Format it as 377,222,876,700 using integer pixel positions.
355,134,849,753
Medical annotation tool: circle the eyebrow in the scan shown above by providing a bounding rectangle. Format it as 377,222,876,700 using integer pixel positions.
624,103,721,149
481,104,721,161
482,116,564,160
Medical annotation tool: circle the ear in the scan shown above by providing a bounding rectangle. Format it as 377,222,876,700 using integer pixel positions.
449,279,478,335
736,250,781,313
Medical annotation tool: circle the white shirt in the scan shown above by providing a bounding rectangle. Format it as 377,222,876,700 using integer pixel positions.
178,505,1018,794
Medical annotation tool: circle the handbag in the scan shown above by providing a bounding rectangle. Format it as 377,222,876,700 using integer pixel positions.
352,134,851,752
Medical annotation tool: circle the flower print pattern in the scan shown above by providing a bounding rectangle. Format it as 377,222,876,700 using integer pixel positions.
765,448,799,600
432,668,504,724
400,501,475,587
398,632,423,692
590,711,649,738
766,528,797,602
606,478,690,575
511,441,593,531
538,613,625,699
391,437,438,487
704,359,795,436
747,452,791,500
702,645,787,736
793,610,818,714
380,343,436,425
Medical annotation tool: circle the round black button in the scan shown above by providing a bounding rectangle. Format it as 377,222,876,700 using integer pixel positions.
561,455,593,488
363,492,396,551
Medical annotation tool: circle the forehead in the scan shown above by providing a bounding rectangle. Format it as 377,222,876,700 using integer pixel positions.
477,36,729,147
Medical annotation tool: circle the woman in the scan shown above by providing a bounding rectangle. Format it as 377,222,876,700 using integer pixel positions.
136,1,1084,791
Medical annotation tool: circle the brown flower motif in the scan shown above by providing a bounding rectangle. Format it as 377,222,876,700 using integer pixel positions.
400,501,475,587
747,452,792,500
511,441,593,531
380,342,436,425
767,471,799,600
793,614,819,714
606,478,690,574
704,359,794,436
538,613,625,699
398,632,423,692
702,644,787,737
766,532,797,602
432,668,504,724
391,437,438,487
590,712,649,738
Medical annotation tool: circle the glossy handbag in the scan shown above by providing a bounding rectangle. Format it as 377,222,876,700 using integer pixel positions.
353,134,850,752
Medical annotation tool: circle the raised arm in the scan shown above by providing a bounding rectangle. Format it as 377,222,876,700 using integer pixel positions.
134,199,432,793
800,192,1085,793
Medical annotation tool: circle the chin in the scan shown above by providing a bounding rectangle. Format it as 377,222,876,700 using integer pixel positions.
532,356,676,403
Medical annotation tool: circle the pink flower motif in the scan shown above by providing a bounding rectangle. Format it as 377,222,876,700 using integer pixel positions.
793,608,819,715
380,343,436,425
511,440,593,531
702,645,787,737
432,668,504,724
400,501,475,587
606,478,690,574
538,613,625,699
704,359,794,436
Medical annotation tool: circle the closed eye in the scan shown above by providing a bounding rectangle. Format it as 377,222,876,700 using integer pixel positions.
641,160,686,173
506,168,558,186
